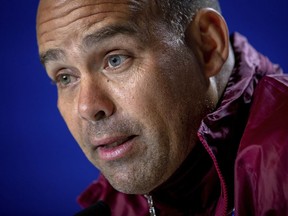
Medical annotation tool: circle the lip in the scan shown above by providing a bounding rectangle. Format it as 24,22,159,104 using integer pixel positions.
92,135,137,161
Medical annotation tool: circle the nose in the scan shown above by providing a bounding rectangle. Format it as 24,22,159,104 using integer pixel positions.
78,79,115,122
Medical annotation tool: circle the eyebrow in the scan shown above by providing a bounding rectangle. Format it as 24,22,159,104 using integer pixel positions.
40,48,66,66
39,24,139,66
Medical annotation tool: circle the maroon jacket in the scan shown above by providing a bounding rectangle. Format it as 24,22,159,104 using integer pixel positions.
77,33,288,216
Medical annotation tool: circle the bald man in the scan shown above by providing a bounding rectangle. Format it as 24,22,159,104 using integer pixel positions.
36,0,288,215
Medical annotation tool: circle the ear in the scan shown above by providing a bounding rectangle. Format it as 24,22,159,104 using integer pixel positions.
185,8,229,78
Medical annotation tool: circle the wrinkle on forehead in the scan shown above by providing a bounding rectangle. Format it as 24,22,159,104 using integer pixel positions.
36,0,161,53
38,1,133,37
37,0,151,26
36,0,160,49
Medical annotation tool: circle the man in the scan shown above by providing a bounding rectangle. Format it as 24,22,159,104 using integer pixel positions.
36,0,288,215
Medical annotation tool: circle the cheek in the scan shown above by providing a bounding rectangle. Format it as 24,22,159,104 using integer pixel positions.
57,97,82,143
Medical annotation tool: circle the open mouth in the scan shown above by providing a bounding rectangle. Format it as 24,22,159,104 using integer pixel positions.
95,135,137,161
97,135,137,149
99,135,136,149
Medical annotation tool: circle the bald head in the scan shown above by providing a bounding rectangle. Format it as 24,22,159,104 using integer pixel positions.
37,0,221,41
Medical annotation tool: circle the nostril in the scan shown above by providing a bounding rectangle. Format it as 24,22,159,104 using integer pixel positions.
94,110,106,121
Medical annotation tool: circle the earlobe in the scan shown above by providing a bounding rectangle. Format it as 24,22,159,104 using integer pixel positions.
185,8,229,78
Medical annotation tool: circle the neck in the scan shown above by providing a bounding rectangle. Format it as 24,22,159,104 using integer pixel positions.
150,142,220,215
215,44,235,100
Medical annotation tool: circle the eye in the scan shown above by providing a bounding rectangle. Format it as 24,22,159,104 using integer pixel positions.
55,74,78,88
106,55,128,69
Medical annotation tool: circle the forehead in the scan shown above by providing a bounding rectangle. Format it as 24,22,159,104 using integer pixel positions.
37,0,152,52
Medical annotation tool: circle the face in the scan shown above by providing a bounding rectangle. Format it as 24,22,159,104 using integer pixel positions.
37,0,213,194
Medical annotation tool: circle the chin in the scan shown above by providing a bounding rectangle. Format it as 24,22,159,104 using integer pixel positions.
107,176,158,195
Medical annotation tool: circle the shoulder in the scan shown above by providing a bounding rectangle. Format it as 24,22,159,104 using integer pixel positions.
234,74,288,215
236,73,288,167
239,74,288,150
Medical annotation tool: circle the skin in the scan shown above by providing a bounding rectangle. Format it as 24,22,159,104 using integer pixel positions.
37,0,228,194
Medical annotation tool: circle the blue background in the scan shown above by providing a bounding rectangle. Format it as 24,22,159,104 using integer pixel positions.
0,1,287,215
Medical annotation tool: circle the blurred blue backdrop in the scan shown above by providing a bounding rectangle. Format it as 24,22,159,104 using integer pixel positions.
0,1,287,215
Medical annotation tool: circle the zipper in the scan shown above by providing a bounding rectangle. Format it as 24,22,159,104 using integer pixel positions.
198,132,229,216
144,194,157,216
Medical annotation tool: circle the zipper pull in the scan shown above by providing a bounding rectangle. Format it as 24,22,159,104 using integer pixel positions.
144,195,157,216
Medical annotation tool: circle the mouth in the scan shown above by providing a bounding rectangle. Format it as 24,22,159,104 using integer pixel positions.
97,135,136,149
94,135,137,161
